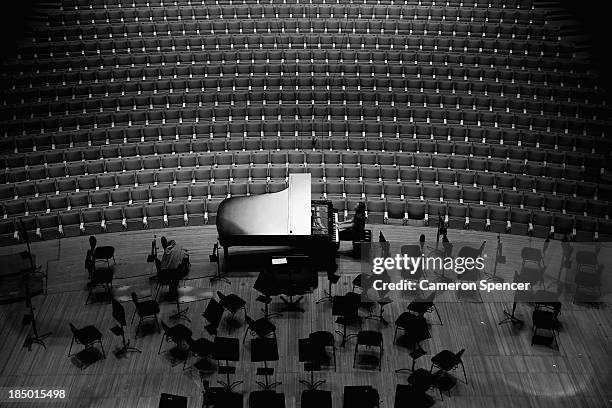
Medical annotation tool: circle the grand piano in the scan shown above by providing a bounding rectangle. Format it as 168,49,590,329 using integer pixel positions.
216,174,339,272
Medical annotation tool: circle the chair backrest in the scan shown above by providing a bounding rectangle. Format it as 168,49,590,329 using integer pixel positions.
131,292,139,306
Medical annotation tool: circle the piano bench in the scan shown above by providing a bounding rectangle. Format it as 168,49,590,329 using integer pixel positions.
352,229,373,259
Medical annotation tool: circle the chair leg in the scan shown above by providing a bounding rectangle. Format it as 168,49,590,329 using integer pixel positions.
158,334,166,355
68,336,74,357
461,362,468,384
135,317,142,339
99,340,106,359
333,346,337,372
433,305,443,325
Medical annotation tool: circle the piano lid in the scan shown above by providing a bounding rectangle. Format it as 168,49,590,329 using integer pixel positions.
216,173,312,236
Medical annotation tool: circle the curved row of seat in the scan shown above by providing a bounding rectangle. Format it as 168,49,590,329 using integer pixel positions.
3,49,594,77
2,177,610,217
39,19,557,43
4,57,596,92
1,197,609,246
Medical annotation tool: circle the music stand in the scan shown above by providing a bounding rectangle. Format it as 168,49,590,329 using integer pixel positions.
299,338,326,390
498,271,525,326
213,337,243,392
202,298,224,336
169,278,190,322
19,219,51,351
159,393,187,408
210,243,230,284
484,233,504,282
332,295,360,347
251,337,282,391
111,298,142,356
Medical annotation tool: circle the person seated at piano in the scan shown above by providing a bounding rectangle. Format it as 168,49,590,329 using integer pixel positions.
160,236,190,279
338,202,367,241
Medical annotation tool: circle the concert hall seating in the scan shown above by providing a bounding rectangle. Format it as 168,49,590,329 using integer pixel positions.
0,0,610,244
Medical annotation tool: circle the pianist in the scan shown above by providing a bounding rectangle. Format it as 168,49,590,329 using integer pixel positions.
338,202,367,241
160,236,190,279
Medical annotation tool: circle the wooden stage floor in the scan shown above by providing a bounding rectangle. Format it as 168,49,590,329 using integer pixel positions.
0,224,610,408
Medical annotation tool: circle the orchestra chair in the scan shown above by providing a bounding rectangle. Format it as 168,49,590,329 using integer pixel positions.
202,298,224,335
110,298,141,357
158,321,193,357
213,336,243,392
309,331,337,372
531,308,560,350
131,292,160,338
353,330,384,371
251,337,282,391
393,313,431,347
183,336,214,372
430,349,468,384
154,258,177,301
85,264,114,305
407,292,443,325
217,291,247,322
68,322,105,360
94,245,116,270
243,314,276,343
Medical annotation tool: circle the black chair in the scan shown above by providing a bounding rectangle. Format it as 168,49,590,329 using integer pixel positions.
110,298,141,356
202,298,224,335
217,291,247,321
213,336,243,392
183,336,214,371
309,331,336,372
243,314,276,343
94,245,116,270
407,292,443,325
531,309,560,350
86,265,114,305
435,372,457,401
154,258,176,301
430,349,468,384
301,389,332,408
352,229,372,259
251,337,281,391
158,321,192,356
393,313,431,347
248,390,285,408
353,330,384,371
131,292,160,338
68,322,105,359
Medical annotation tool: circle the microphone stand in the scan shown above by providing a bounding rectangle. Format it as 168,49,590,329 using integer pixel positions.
498,271,525,326
484,233,504,282
19,220,51,350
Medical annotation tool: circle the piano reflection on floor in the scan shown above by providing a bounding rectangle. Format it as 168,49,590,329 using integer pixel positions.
216,174,339,272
